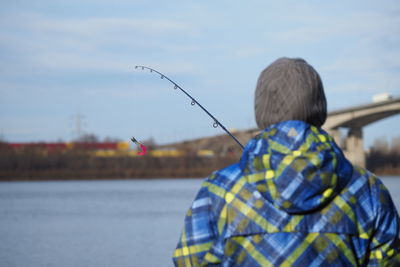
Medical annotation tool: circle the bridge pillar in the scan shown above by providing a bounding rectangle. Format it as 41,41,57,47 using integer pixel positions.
344,127,365,168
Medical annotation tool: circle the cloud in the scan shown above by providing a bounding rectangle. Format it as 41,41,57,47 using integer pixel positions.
0,12,200,75
8,12,193,36
274,9,400,96
273,8,400,44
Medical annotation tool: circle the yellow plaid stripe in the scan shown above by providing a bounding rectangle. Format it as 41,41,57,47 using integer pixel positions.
204,252,221,263
279,233,319,266
232,236,272,266
231,197,279,232
370,250,383,260
247,172,265,183
265,174,277,198
283,215,303,232
173,241,214,257
263,154,271,168
327,234,358,265
332,195,356,224
206,178,279,233
268,139,292,154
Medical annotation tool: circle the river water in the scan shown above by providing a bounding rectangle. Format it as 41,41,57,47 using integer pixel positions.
0,176,399,267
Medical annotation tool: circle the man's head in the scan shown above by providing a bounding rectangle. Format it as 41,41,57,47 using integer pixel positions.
254,57,327,129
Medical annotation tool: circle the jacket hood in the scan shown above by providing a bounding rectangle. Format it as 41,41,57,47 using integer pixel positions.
239,120,352,214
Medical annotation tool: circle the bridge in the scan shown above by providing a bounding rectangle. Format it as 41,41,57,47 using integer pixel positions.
323,97,400,167
161,97,400,168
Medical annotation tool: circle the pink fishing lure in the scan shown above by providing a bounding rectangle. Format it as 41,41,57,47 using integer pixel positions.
137,143,147,155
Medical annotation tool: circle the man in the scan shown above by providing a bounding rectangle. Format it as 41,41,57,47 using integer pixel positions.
173,58,400,266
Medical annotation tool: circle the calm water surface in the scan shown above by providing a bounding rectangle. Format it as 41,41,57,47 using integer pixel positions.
0,176,399,267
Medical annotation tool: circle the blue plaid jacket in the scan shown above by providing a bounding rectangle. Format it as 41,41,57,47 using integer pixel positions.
173,121,400,266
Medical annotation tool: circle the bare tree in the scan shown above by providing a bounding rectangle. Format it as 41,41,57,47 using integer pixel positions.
142,137,157,150
75,133,99,143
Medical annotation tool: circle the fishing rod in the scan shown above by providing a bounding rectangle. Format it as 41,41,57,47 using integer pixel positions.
134,65,244,149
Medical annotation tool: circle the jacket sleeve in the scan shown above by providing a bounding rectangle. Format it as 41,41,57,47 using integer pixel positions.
368,181,400,266
172,180,225,266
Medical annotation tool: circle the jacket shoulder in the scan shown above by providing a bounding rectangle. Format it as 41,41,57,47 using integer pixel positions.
205,163,244,192
346,167,395,225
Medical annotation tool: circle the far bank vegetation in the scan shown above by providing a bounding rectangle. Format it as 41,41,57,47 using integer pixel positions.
0,135,399,181
366,137,400,176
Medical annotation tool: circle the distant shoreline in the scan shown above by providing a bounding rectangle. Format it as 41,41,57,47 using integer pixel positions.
1,148,399,181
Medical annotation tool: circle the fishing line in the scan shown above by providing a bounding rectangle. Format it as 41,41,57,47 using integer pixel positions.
134,65,244,149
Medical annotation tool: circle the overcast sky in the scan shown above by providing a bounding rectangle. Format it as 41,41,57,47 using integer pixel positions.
1,0,399,148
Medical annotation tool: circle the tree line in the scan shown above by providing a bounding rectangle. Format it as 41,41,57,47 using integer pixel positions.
0,136,399,181
366,137,400,176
